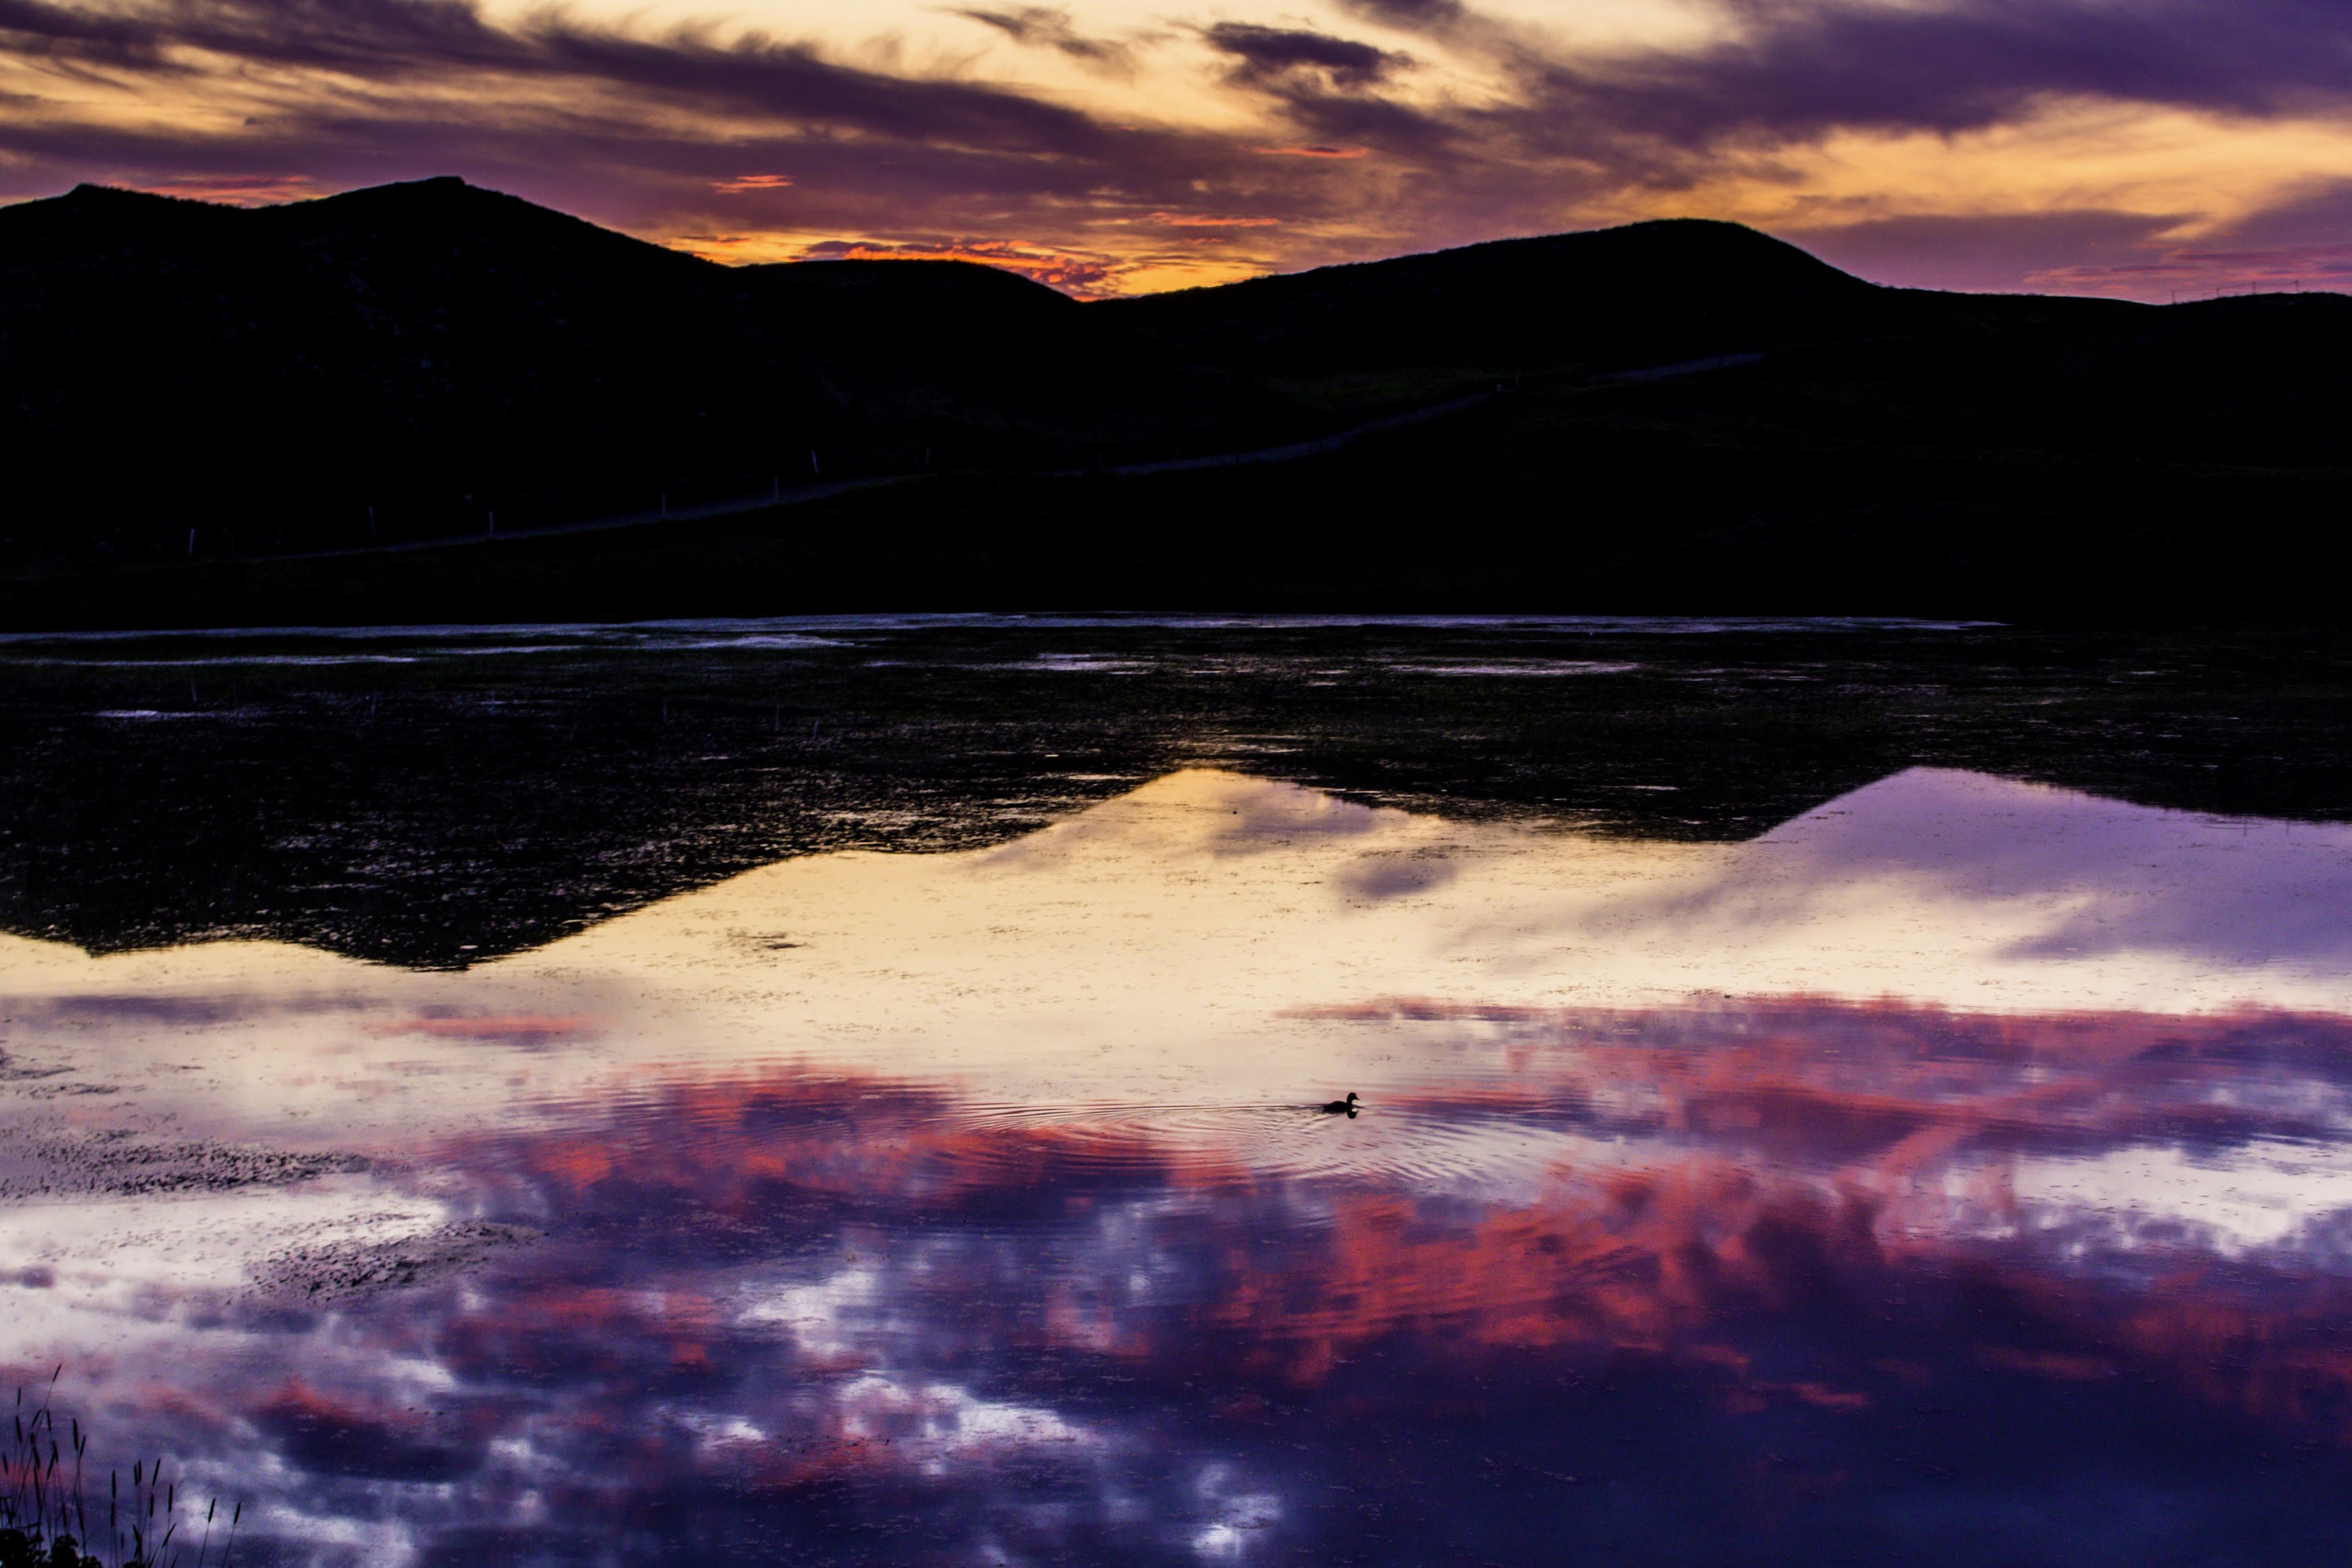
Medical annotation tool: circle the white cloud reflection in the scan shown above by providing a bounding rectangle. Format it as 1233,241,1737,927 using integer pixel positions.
6,766,2352,1562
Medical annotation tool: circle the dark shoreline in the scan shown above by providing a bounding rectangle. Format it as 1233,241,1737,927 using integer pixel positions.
5,617,2349,968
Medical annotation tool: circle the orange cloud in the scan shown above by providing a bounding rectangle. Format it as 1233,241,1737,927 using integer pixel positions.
126,174,321,206
790,237,1120,295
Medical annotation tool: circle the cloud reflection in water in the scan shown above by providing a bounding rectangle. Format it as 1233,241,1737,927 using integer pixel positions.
58,996,2352,1565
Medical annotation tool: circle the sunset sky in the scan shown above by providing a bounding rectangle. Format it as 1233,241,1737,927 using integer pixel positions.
3,0,2349,297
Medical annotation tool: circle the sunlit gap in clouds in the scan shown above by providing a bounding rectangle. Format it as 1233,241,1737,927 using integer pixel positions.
5,0,2352,295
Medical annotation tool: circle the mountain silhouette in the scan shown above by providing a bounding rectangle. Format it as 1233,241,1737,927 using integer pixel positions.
0,176,1287,564
1097,217,1967,376
1097,216,2352,469
2,178,2351,622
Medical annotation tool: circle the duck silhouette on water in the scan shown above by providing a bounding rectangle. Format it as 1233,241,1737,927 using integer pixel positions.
1320,1092,1360,1118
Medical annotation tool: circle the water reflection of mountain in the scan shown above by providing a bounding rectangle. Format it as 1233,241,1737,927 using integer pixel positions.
3,621,2349,967
12,766,2352,1560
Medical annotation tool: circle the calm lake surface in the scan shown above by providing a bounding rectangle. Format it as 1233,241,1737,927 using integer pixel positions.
7,617,2352,1565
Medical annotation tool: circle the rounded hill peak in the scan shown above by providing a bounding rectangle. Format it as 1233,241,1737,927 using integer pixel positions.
1095,215,1882,376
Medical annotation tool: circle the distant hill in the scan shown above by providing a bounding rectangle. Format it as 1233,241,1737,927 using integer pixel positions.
0,177,1289,564
1093,219,2134,394
3,181,2351,623
1099,218,1928,378
1096,218,2352,470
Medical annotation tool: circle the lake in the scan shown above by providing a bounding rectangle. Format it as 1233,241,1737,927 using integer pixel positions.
4,616,2352,1565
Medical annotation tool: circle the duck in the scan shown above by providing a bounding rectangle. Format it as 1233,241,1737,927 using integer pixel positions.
1320,1092,1360,1116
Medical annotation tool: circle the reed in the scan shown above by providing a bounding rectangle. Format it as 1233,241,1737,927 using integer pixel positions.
0,1374,239,1568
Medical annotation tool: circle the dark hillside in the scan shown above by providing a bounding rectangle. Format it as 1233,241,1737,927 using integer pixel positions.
1590,290,2352,472
1093,213,2352,470
2026,294,2352,467
0,178,1289,567
733,258,1234,454
1096,215,2352,472
1093,219,2352,565
1094,218,2137,397
3,183,2350,624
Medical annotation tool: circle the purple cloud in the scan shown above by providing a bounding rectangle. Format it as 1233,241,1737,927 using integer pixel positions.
1537,0,2352,148
1203,22,1408,89
1336,0,1471,31
1778,211,2189,294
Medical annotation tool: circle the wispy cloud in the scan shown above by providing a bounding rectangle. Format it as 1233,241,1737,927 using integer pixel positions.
952,5,1135,72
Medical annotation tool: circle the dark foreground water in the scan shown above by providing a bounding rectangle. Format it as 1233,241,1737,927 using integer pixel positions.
6,617,2352,1566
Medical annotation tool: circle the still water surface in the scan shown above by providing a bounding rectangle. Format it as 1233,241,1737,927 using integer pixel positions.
5,621,2352,1565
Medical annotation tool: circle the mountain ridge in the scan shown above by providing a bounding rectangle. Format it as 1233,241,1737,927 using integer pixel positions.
1093,216,2146,392
0,175,1292,565
2,176,2350,622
